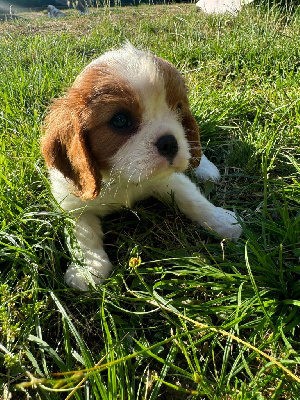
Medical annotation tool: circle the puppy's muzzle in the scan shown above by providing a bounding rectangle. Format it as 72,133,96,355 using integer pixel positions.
156,134,179,165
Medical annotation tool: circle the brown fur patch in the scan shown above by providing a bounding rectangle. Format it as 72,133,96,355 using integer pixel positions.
81,66,142,167
41,65,142,200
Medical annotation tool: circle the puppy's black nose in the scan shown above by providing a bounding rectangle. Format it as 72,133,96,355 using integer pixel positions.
156,134,178,164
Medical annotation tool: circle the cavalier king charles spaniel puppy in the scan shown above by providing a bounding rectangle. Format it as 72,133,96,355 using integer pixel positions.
41,43,242,290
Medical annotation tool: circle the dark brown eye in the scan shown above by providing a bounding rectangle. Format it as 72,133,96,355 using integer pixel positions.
110,112,132,131
176,103,182,112
175,103,183,119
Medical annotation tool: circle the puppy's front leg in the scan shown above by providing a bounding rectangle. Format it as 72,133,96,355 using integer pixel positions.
194,154,221,182
65,211,113,290
154,173,242,241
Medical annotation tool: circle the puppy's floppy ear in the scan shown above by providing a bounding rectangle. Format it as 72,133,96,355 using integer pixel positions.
182,110,202,169
41,91,101,201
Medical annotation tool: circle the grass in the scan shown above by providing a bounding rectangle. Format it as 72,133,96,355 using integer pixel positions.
0,2,299,399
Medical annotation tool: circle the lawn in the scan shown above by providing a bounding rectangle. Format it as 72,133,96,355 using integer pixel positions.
0,3,299,399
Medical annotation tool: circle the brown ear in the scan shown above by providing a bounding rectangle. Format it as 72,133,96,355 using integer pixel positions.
182,110,202,169
41,93,101,201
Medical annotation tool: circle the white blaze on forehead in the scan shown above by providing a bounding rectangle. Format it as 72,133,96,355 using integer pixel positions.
88,43,169,120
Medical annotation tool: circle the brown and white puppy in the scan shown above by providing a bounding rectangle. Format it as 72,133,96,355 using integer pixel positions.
41,43,242,290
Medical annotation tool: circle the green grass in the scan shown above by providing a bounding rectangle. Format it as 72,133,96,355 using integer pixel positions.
0,3,299,399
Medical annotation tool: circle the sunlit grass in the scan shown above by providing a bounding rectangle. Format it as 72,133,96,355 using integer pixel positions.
0,3,299,399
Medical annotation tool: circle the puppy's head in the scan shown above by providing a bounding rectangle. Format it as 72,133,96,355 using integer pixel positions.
41,44,201,200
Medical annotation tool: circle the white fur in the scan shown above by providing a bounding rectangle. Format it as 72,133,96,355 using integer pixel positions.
195,154,221,182
110,117,190,184
46,45,242,290
51,167,242,290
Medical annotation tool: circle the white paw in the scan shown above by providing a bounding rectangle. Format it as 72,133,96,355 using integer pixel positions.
65,265,106,291
195,154,221,182
204,207,242,241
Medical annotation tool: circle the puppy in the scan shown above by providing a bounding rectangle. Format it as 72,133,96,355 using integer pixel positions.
41,44,242,291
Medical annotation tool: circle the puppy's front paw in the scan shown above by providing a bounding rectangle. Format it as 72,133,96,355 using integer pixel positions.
195,154,221,182
204,208,242,241
65,265,105,291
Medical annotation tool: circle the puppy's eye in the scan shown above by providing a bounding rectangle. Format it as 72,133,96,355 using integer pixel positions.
110,112,132,131
176,103,182,112
175,103,183,119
